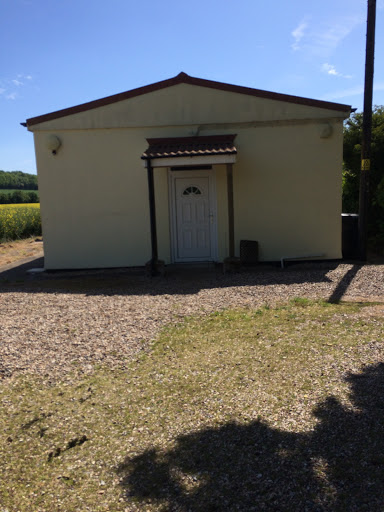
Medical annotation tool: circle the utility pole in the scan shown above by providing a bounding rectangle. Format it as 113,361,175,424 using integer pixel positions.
358,0,376,260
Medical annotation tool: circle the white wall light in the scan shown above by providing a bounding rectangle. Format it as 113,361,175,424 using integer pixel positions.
46,135,62,154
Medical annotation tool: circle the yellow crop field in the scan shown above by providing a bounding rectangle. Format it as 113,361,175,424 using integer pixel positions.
0,204,41,242
0,203,40,209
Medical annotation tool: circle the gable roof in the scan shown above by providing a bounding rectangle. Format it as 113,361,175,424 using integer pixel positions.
25,72,351,127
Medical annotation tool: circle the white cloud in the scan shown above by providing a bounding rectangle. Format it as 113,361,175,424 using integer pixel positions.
291,20,308,51
18,74,33,81
322,63,352,79
321,81,384,101
0,74,33,100
322,85,364,101
292,15,363,58
322,63,338,75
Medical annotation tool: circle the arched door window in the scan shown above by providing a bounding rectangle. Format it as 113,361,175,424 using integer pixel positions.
182,186,202,196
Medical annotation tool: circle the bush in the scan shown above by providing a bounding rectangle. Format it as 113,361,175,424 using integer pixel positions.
343,106,384,251
10,190,24,204
0,190,39,204
0,192,10,204
27,191,39,203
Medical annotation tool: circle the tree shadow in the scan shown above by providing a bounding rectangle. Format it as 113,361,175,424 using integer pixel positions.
117,363,384,511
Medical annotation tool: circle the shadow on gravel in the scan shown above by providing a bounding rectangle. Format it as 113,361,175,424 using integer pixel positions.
328,264,361,304
0,257,348,297
0,256,44,280
117,363,384,511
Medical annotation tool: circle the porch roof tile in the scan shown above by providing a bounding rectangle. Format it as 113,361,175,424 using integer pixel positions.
141,134,237,160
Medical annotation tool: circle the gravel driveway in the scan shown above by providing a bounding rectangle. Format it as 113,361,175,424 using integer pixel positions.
1,257,383,381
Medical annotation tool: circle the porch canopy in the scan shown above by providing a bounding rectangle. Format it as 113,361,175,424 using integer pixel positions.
141,134,238,274
141,134,237,167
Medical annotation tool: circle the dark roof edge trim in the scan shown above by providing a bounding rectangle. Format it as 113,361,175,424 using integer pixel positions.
26,72,352,127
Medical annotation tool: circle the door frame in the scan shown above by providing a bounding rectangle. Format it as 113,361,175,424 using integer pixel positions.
168,169,218,263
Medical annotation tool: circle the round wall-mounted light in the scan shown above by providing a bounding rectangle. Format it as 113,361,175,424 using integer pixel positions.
46,135,62,154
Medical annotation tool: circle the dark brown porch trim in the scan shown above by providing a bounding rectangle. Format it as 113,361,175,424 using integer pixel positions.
226,163,235,259
146,160,159,276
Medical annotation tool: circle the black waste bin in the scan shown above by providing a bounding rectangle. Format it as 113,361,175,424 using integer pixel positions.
240,240,259,264
342,214,359,259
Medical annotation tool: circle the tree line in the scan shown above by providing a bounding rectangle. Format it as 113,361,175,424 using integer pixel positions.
0,170,38,190
343,106,384,251
0,170,39,204
0,190,39,204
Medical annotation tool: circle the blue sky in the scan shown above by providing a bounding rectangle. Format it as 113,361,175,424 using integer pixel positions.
1,0,383,174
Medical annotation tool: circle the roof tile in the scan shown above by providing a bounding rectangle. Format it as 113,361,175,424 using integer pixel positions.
142,134,237,160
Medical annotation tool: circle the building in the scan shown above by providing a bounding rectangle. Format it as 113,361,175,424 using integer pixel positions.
25,72,351,271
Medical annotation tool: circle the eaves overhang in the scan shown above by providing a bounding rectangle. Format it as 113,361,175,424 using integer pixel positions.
24,72,352,128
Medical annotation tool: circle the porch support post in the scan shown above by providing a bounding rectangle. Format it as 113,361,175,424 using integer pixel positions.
223,162,240,272
226,163,235,258
146,160,159,275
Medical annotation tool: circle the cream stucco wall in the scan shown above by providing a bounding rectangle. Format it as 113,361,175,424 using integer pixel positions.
232,122,343,261
31,83,348,269
30,83,345,132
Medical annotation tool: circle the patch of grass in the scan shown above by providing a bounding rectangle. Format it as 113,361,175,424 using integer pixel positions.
290,296,312,306
1,300,384,510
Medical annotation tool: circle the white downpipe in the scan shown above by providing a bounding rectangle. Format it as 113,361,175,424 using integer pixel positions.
280,253,325,269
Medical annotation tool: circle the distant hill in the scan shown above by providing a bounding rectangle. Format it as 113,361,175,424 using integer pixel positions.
0,170,38,190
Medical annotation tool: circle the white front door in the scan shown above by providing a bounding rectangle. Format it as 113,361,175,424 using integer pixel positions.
170,171,217,262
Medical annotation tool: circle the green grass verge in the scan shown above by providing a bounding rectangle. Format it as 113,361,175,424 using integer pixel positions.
1,300,383,511
0,189,38,195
